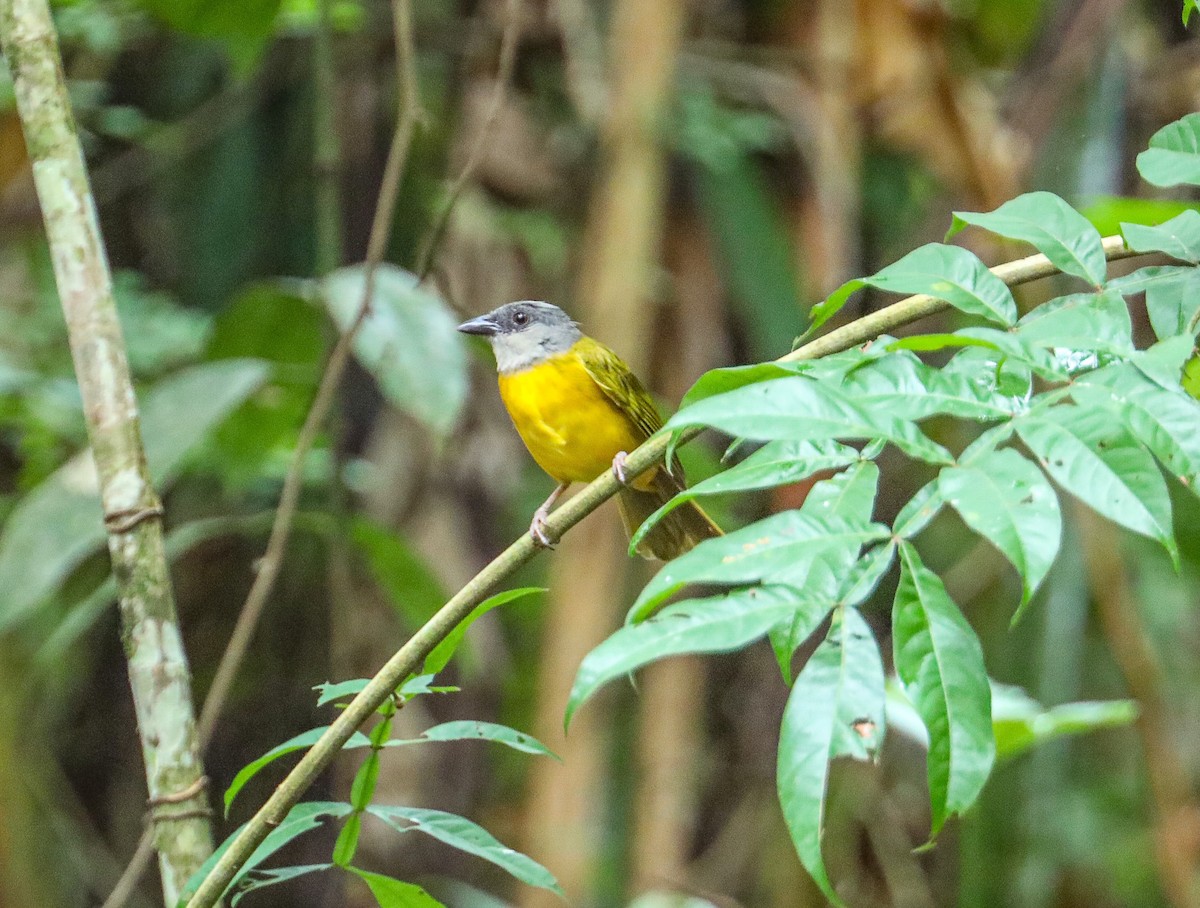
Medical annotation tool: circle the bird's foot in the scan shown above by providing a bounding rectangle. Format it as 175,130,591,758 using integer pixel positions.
529,506,556,549
612,451,631,486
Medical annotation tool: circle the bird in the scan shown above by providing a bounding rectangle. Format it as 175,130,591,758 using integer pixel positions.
458,300,722,560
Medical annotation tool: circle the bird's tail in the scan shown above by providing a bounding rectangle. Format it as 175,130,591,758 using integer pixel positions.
617,469,722,561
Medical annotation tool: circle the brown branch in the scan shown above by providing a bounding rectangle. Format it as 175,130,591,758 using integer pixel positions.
414,0,522,282
184,236,1149,908
1079,508,1200,908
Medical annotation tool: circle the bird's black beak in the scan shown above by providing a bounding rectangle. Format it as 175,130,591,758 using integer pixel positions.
457,314,499,337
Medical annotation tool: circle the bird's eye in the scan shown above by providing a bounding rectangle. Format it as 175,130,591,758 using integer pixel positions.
513,310,529,326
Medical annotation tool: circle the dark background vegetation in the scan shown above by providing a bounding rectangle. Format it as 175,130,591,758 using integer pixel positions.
0,0,1198,906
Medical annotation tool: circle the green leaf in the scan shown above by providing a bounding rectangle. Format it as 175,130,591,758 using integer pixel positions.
937,449,1062,608
777,607,886,904
323,264,467,437
348,868,446,907
225,727,373,814
230,864,331,906
888,327,1066,380
893,543,994,837
1186,0,1198,26
947,192,1107,287
1073,363,1200,493
630,441,866,552
1016,407,1177,562
1137,114,1200,187
1106,264,1196,295
368,806,563,895
628,512,888,621
686,93,804,358
0,359,270,631
400,721,558,759
678,362,808,409
571,586,811,725
313,674,450,708
1133,335,1196,390
666,374,952,465
134,0,283,73
991,683,1138,762
206,284,321,485
839,543,897,608
1015,290,1133,355
801,461,879,523
822,243,1018,327
838,351,1021,421
178,802,352,905
893,481,944,538
1144,269,1200,341
1083,195,1200,236
423,587,545,676
1121,210,1200,263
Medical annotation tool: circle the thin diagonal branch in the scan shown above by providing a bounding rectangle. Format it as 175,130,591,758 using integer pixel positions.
414,0,522,281
196,0,422,755
184,235,1147,908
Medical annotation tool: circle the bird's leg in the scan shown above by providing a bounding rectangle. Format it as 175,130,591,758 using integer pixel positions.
531,482,571,548
612,451,631,486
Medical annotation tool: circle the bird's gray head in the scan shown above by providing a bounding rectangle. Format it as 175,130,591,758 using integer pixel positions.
457,300,583,373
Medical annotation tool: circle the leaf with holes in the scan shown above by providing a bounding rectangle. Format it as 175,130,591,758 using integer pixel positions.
1016,407,1177,563
778,607,886,904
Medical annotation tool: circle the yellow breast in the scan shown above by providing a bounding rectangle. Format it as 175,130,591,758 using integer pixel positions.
498,346,650,486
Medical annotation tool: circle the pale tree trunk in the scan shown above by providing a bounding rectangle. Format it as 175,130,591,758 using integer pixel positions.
0,1,213,903
519,0,686,904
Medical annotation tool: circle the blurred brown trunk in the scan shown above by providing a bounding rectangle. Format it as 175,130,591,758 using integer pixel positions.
1080,509,1200,908
785,0,862,295
625,208,730,896
519,0,686,904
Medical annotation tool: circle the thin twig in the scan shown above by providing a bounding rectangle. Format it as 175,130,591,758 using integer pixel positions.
184,236,1147,908
99,2,422,906
196,0,421,757
414,0,522,282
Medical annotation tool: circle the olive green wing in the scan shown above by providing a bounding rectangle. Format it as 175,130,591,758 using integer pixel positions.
576,337,664,441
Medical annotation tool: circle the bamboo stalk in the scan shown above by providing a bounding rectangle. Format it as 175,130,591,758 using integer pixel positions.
0,0,213,903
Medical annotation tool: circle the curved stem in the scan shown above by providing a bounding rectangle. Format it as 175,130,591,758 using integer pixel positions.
185,235,1144,908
